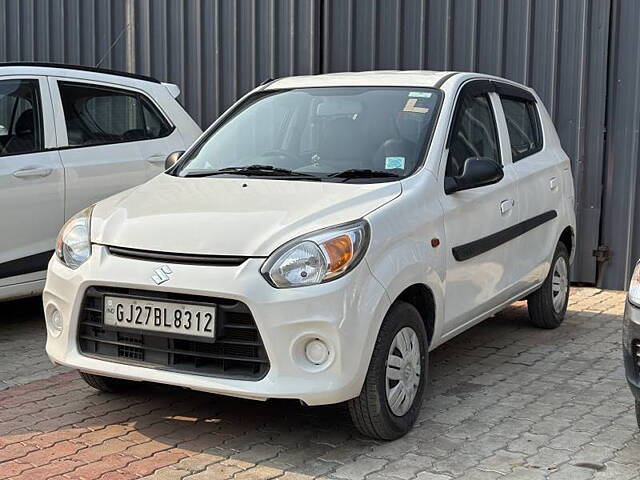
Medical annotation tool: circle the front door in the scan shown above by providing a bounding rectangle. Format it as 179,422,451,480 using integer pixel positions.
0,77,64,286
440,82,520,337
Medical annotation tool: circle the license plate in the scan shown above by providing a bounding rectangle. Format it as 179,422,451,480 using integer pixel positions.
103,296,216,339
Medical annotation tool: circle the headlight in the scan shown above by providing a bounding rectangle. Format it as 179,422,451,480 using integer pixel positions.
261,220,370,288
629,262,640,308
55,206,93,269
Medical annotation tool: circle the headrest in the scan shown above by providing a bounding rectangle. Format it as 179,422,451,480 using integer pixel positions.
319,117,363,160
395,111,423,144
14,109,34,135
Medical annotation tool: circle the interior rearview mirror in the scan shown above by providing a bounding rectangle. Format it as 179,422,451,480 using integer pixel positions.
165,151,185,170
444,157,504,194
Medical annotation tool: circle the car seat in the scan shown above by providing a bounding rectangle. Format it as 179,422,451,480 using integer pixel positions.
318,116,364,167
3,109,35,155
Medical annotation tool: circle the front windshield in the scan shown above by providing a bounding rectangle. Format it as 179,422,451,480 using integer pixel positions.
175,86,442,181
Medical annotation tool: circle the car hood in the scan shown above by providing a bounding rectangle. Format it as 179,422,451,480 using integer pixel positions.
92,173,401,256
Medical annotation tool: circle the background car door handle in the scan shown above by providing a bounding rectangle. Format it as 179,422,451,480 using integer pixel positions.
146,154,166,165
550,177,559,190
12,167,53,178
500,199,514,214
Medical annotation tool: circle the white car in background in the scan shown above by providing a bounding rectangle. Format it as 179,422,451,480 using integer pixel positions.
45,71,576,440
0,63,202,301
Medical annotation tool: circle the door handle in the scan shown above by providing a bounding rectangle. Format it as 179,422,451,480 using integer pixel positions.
12,167,53,178
549,177,559,190
500,199,514,214
146,154,166,165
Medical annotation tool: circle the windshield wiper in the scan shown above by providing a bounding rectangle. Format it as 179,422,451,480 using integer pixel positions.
327,169,401,180
184,164,321,179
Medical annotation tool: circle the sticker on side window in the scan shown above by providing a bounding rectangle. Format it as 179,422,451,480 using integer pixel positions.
385,157,405,170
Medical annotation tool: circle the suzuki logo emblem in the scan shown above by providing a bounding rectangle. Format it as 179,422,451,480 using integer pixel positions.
151,265,173,285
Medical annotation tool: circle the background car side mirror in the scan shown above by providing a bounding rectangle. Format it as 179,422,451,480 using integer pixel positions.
165,151,185,170
444,157,504,194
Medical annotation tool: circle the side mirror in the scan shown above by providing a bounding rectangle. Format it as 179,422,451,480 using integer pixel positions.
444,157,504,194
165,151,185,170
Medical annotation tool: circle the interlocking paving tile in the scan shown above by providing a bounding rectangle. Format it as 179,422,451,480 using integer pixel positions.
0,289,638,479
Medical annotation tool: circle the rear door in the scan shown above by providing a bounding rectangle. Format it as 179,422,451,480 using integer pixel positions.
0,76,64,286
440,80,520,337
495,84,562,290
48,77,182,218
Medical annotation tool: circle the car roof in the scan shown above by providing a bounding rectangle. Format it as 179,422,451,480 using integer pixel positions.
0,62,161,84
264,71,537,98
265,70,459,90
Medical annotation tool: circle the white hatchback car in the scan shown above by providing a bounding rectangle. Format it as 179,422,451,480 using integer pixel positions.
44,71,576,440
1,63,202,301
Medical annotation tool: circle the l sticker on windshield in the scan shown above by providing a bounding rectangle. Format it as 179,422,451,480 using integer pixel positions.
403,98,429,114
385,157,405,170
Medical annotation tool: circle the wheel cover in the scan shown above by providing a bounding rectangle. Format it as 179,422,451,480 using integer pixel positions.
385,326,421,416
552,256,569,313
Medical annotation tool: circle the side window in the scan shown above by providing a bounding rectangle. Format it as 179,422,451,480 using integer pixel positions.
446,93,500,178
500,96,542,161
58,82,172,147
0,79,43,156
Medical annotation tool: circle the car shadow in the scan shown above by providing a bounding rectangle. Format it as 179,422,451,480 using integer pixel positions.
1,295,44,323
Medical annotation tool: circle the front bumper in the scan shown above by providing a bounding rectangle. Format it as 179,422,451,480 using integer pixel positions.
623,300,640,399
43,245,390,405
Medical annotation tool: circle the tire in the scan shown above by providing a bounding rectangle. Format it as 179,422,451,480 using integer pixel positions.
636,400,640,430
348,302,428,440
79,371,136,393
527,242,570,329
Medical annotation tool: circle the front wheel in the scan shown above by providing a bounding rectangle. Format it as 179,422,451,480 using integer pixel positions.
348,302,428,440
527,242,570,329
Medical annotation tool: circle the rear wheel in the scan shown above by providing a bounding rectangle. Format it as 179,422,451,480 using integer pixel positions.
527,242,570,329
79,371,136,393
348,302,428,440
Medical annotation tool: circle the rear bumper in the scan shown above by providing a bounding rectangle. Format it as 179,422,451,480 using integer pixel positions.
623,301,640,400
43,245,390,405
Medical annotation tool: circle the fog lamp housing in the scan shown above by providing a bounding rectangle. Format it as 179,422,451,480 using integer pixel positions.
305,338,330,365
47,308,63,337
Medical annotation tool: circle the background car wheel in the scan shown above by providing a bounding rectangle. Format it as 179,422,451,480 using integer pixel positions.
527,242,570,329
79,371,135,393
348,301,428,440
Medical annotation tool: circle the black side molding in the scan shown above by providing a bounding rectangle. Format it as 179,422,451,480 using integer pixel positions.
452,210,558,261
0,250,54,280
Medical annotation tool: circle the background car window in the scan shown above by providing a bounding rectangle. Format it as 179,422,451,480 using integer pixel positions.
446,93,500,178
58,82,172,147
0,79,42,156
500,97,542,161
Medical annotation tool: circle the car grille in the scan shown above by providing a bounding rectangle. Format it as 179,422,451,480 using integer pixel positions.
106,246,248,266
77,286,270,380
